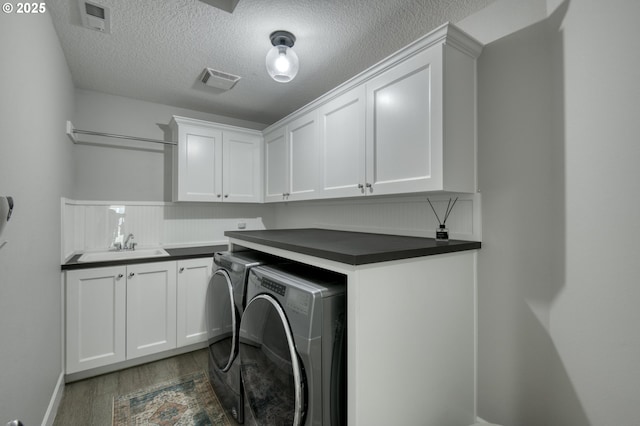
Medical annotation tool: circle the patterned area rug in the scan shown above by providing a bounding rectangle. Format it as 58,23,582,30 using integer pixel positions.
113,371,231,426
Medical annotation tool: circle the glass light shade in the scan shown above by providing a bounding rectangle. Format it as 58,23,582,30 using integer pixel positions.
266,45,299,83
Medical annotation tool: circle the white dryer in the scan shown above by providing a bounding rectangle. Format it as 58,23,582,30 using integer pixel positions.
239,263,347,426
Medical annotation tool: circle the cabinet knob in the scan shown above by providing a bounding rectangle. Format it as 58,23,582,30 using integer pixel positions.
224,194,229,198
117,274,124,279
179,267,185,273
358,183,364,190
128,272,135,278
365,183,373,192
217,194,221,198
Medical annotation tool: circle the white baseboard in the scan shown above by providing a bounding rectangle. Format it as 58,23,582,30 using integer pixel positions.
41,371,65,426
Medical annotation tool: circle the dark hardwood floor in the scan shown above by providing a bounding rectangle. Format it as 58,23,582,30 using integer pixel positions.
53,349,239,425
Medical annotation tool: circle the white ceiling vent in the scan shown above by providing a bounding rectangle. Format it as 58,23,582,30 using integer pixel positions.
78,0,111,33
201,68,241,91
199,0,240,14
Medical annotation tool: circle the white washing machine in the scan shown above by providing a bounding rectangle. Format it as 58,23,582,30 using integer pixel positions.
239,263,347,426
206,250,282,423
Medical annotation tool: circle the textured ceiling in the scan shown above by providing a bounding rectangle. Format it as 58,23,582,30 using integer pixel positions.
48,0,495,125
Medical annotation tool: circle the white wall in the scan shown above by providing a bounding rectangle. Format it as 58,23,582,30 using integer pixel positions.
456,0,640,424
72,89,267,201
463,6,561,425
0,11,75,426
547,0,640,424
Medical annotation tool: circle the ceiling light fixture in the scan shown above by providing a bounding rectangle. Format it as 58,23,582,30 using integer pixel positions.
266,31,299,83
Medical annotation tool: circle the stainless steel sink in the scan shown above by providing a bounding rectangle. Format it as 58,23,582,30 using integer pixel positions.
77,248,170,263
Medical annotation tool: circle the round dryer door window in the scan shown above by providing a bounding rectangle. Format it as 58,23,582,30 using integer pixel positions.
207,269,238,372
240,294,306,426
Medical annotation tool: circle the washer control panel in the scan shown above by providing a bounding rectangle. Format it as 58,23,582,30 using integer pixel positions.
261,277,286,297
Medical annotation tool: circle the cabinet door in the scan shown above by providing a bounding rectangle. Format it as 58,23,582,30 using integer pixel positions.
318,85,367,198
366,47,444,195
176,258,213,347
287,111,319,201
264,126,288,202
126,261,177,359
174,122,223,202
223,131,262,203
66,266,126,373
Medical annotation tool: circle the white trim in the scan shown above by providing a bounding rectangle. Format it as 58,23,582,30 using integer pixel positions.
64,342,207,382
62,198,174,207
41,371,65,426
170,115,263,136
473,252,479,421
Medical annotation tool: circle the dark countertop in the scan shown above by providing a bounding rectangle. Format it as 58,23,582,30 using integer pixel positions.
225,229,481,265
61,245,227,271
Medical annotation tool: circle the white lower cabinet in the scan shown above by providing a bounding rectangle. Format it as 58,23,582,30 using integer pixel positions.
126,261,177,360
66,266,127,374
176,258,213,346
65,257,213,375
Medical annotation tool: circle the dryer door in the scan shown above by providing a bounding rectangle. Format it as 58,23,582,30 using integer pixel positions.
240,294,306,426
207,269,238,372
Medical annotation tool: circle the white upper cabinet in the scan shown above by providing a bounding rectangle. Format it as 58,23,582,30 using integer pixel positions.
264,23,482,201
264,111,320,202
172,118,222,202
318,86,367,198
365,47,440,195
264,126,288,202
170,116,262,203
366,41,479,195
287,111,320,201
223,130,262,203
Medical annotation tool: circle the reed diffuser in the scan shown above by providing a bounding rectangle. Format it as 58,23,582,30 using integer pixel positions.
427,197,458,242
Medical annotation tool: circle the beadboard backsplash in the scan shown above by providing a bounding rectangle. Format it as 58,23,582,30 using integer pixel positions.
61,193,481,262
273,192,482,240
61,198,275,261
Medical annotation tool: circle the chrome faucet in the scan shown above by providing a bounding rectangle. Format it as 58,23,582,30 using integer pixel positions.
123,233,136,250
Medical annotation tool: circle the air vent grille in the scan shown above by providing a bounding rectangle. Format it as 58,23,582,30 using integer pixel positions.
201,68,241,90
78,0,111,33
84,2,104,18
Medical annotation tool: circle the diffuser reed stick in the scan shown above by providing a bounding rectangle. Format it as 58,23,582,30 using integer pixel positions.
427,197,458,242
